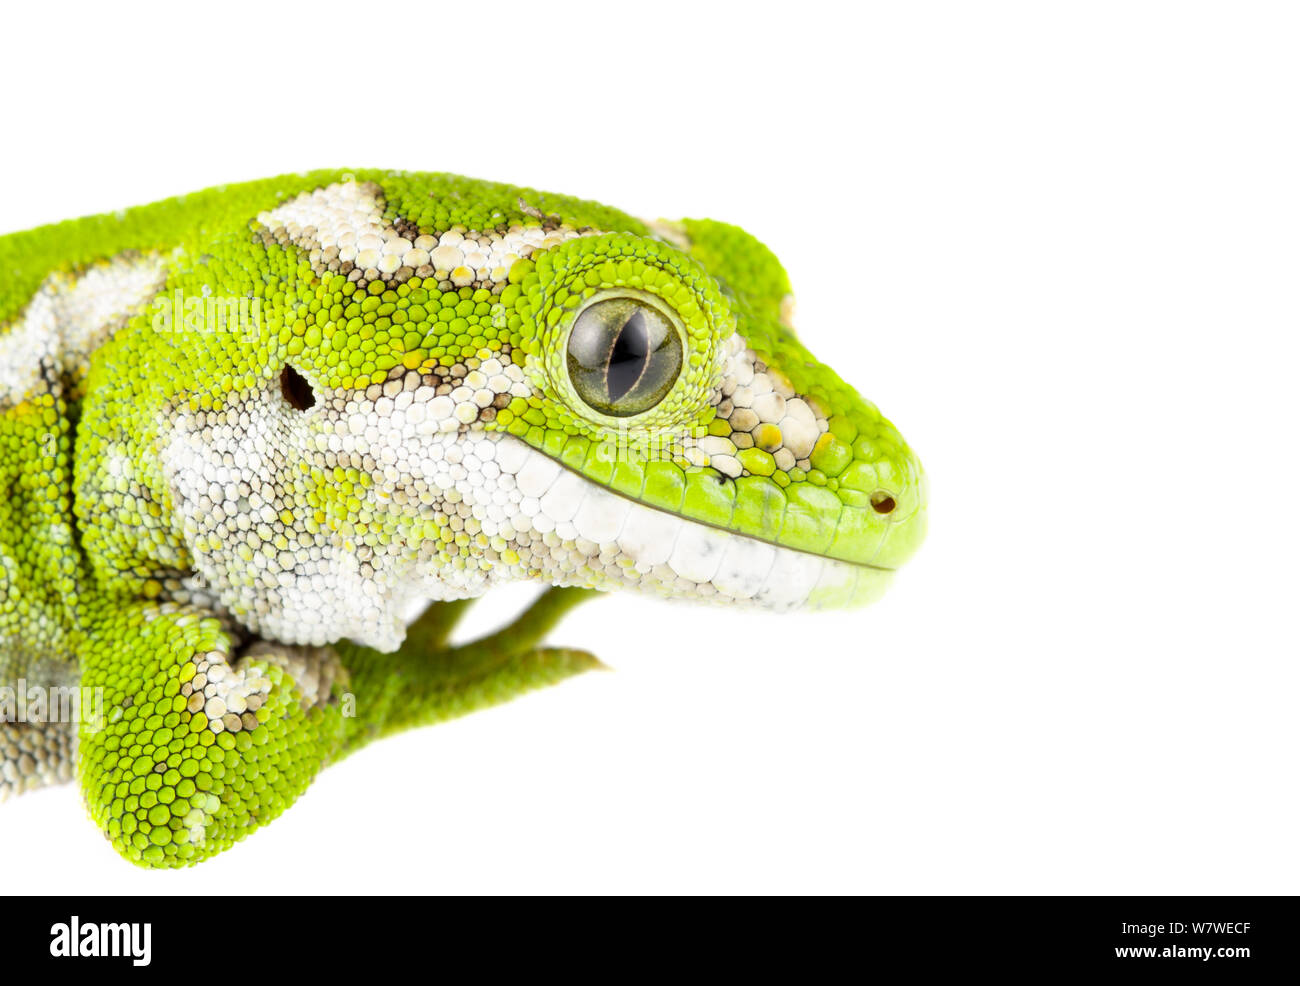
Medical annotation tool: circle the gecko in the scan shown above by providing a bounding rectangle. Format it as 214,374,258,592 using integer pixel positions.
0,170,927,867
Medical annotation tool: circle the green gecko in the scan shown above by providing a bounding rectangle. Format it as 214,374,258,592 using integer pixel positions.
0,170,927,867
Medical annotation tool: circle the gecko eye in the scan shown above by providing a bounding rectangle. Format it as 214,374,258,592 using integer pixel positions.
566,296,683,417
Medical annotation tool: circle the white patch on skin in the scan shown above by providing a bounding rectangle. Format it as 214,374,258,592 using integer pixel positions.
0,253,166,403
257,180,383,263
706,330,831,472
258,180,594,290
712,537,777,600
158,355,881,652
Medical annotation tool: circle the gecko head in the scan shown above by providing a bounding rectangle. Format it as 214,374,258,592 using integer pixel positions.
241,182,927,627
481,220,929,609
122,176,925,648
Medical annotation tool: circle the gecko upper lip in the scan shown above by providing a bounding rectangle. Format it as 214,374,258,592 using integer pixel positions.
540,453,899,573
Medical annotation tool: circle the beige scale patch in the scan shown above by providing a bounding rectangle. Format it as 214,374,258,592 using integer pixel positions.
703,331,831,478
0,253,166,404
257,180,595,293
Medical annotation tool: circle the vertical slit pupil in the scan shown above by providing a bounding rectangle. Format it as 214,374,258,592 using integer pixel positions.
605,308,650,402
280,364,316,410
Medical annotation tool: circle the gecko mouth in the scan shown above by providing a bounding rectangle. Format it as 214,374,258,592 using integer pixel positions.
600,471,898,574
498,435,897,611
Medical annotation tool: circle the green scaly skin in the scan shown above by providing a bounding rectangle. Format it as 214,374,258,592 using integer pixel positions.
0,170,926,867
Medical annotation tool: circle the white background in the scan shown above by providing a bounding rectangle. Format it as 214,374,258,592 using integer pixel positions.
2,2,1297,894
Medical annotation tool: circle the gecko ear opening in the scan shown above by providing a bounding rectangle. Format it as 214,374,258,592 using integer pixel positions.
280,364,316,411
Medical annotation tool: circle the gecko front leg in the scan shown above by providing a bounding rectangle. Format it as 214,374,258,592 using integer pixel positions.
73,588,598,867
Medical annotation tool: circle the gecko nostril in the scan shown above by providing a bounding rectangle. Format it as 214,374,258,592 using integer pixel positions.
870,491,897,515
280,364,315,411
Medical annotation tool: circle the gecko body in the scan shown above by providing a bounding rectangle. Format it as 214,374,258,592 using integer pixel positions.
0,171,926,866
